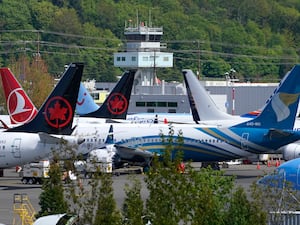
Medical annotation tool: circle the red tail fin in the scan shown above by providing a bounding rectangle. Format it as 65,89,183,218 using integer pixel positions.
0,68,38,124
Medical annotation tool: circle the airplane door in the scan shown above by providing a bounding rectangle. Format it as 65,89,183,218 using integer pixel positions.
11,138,21,158
241,133,249,150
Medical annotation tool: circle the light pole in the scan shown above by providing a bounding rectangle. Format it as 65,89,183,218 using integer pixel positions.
225,68,238,115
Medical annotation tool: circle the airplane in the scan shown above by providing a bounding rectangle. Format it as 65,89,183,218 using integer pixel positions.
257,157,300,190
6,64,300,166
0,62,84,169
33,213,78,225
0,68,136,128
69,64,300,166
3,65,300,167
183,69,300,161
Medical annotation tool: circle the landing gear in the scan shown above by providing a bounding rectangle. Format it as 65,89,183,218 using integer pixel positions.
201,162,220,170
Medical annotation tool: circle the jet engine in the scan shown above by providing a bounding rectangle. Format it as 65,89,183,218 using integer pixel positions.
281,143,300,161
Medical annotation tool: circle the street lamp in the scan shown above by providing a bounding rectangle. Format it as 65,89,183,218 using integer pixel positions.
225,68,238,115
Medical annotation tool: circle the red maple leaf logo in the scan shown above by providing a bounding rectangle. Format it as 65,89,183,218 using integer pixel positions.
44,96,72,128
48,101,68,121
110,96,124,111
108,93,128,115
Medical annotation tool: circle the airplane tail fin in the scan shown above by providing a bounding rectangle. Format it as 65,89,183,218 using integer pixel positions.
6,63,84,135
80,70,136,119
75,83,100,115
182,69,233,121
233,65,300,129
0,68,38,124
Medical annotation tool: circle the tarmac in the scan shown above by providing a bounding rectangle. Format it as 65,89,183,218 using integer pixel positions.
0,163,277,225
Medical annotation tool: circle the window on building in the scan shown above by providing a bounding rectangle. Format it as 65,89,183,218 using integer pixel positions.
168,109,176,113
136,102,146,107
168,102,178,107
91,92,100,101
157,102,167,107
146,102,156,107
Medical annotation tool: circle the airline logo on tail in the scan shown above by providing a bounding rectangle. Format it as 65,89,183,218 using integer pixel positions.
272,92,300,122
108,93,128,115
44,96,72,128
8,87,37,124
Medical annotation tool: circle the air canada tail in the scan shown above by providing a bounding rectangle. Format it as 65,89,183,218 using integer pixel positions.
233,65,300,129
0,68,38,124
182,69,233,121
6,63,84,135
80,70,136,119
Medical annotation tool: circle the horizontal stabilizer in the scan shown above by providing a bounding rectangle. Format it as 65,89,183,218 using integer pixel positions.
266,128,295,140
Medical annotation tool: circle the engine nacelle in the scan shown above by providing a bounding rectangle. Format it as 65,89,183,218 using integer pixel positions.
74,145,117,174
281,143,300,161
88,144,116,163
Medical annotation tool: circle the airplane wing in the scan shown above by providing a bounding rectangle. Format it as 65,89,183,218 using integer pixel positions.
114,144,153,162
38,133,85,145
38,132,66,144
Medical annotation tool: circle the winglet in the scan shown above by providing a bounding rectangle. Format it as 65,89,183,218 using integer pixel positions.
80,70,136,119
182,69,233,121
0,68,38,124
6,63,84,135
233,65,300,129
105,125,114,144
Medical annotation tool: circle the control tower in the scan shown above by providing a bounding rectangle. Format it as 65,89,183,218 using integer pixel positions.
114,20,173,86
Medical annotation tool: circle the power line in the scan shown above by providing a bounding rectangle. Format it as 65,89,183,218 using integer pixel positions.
0,30,298,64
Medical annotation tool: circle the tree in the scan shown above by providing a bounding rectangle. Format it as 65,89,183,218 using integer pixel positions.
123,176,145,225
7,56,54,108
145,125,196,224
225,186,252,225
36,154,68,218
94,173,122,225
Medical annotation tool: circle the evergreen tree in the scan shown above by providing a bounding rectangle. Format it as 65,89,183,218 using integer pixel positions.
225,186,252,225
36,156,68,218
145,124,190,224
94,173,122,225
123,176,145,225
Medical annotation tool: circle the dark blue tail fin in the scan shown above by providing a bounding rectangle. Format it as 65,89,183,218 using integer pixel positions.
81,70,135,119
233,65,300,129
6,63,84,134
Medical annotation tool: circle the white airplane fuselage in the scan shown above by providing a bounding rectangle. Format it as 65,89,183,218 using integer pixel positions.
0,133,79,168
